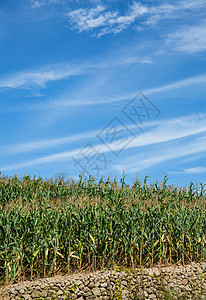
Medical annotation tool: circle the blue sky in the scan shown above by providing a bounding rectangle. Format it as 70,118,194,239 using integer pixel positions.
1,0,206,187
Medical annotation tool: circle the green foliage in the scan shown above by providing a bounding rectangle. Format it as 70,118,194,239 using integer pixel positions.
0,174,206,284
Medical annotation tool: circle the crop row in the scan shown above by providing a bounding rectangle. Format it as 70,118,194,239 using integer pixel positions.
0,174,206,285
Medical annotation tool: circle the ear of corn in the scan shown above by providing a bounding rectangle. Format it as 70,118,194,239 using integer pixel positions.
0,173,205,284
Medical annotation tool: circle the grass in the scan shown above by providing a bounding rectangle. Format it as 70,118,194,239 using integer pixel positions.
0,173,206,285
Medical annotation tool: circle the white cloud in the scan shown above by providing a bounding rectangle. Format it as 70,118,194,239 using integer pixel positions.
0,129,99,155
0,118,161,156
143,0,206,26
145,73,206,95
2,112,206,171
170,167,206,174
31,0,64,9
184,167,206,173
31,1,43,8
66,2,148,36
2,62,206,93
50,73,206,108
166,20,206,53
66,0,206,37
0,51,152,91
0,64,83,89
113,138,206,174
1,70,205,112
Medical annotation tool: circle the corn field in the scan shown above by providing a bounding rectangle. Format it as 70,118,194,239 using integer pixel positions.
0,173,206,285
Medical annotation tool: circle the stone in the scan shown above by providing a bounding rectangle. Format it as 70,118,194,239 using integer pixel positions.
88,282,95,288
121,280,127,286
92,287,101,296
47,290,57,297
147,270,153,276
76,288,84,296
40,291,47,297
100,282,108,288
84,291,93,297
164,275,170,281
180,285,187,292
84,280,89,286
100,288,107,296
143,291,148,297
94,281,101,287
147,288,154,294
137,291,144,298
58,289,63,295
75,280,83,286
122,290,129,297
149,294,156,299
31,289,41,298
83,287,90,293
154,270,160,277
85,296,95,300
10,288,16,294
175,287,181,293
79,284,84,290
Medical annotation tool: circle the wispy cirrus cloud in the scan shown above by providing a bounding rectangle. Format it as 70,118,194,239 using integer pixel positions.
1,112,206,171
113,137,206,174
0,48,152,91
0,64,83,90
1,71,204,113
145,73,206,95
166,20,206,53
50,73,206,108
184,167,206,174
0,70,205,113
31,0,64,9
170,167,206,174
66,0,206,37
0,129,99,155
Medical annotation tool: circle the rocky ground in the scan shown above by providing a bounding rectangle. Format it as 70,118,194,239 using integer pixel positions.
1,262,206,299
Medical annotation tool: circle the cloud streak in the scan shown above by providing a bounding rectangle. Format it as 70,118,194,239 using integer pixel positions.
0,52,151,91
0,118,163,156
50,73,206,108
170,167,206,174
1,112,206,171
2,71,205,112
113,138,206,174
166,20,206,53
0,129,99,155
0,64,83,89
